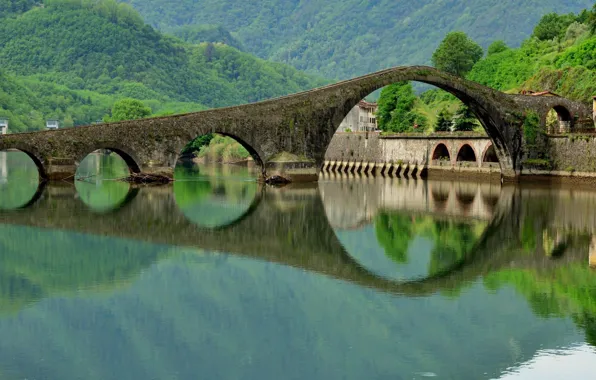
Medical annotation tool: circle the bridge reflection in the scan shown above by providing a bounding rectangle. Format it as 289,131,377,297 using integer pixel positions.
0,179,595,298
320,176,501,230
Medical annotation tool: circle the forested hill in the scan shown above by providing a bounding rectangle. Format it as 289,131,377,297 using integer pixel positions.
0,0,325,132
121,0,595,79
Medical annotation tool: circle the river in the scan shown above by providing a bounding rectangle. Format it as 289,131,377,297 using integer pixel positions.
0,151,595,379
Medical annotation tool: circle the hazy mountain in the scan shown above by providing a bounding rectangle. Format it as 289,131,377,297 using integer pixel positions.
122,0,595,79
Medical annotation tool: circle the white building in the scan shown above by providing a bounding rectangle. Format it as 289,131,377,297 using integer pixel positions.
46,120,59,130
0,119,7,135
337,100,378,132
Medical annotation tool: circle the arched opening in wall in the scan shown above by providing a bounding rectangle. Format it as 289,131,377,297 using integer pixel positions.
324,82,483,175
432,143,451,162
546,106,573,134
482,144,499,165
173,133,261,229
74,149,139,212
456,144,477,163
0,149,44,210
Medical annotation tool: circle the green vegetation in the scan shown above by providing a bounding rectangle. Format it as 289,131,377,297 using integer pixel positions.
0,0,35,16
103,98,151,122
523,111,541,145
434,107,453,132
487,40,509,56
467,5,596,102
452,104,479,132
375,211,486,275
419,3,596,134
181,133,214,156
182,134,250,162
121,0,594,79
173,164,258,228
0,0,325,132
171,25,244,50
0,151,40,210
532,12,579,41
196,135,250,163
376,82,427,133
432,32,483,77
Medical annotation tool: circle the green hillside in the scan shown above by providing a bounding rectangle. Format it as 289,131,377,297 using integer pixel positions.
0,0,325,132
468,11,596,103
122,0,594,79
410,9,596,133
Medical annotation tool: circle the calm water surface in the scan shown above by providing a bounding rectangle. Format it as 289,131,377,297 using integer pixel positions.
1,151,596,379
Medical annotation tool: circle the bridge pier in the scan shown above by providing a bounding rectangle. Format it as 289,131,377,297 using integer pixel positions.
265,160,319,182
46,158,76,181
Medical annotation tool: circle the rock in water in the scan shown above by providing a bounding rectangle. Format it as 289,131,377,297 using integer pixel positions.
122,173,173,184
265,175,291,186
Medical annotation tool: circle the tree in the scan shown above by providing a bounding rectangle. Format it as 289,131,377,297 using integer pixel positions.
103,98,151,122
487,40,508,56
532,12,576,41
434,107,453,132
589,4,596,34
431,31,483,77
452,104,477,132
376,82,426,133
181,133,214,155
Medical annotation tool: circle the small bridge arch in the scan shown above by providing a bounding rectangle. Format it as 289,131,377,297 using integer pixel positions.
432,143,451,162
0,144,47,179
456,144,478,163
75,142,143,174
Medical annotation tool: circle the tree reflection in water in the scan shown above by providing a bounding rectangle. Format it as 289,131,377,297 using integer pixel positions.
173,164,259,228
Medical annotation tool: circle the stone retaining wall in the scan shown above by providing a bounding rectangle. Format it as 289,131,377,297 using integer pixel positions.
323,132,498,177
324,132,596,181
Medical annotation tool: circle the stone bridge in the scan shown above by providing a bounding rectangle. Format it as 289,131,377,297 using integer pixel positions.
1,180,594,298
0,66,592,181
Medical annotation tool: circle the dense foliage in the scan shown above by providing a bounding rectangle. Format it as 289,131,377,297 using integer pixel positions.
376,82,426,133
468,5,596,102
431,32,483,77
170,24,244,50
0,0,324,132
0,0,36,16
375,211,484,275
122,0,594,79
103,98,151,122
434,108,453,132
418,3,596,133
452,105,478,132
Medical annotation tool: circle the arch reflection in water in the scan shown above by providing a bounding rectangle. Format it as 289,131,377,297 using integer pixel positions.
74,152,135,212
173,164,259,229
320,178,495,281
0,150,42,210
